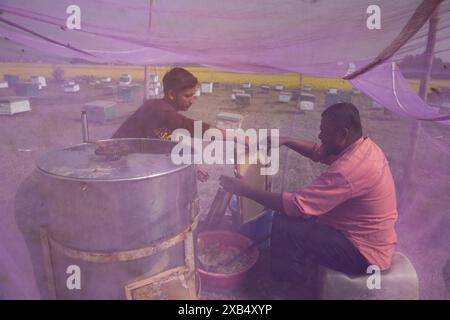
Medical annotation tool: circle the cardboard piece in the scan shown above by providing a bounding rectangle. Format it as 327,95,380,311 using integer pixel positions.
235,150,271,225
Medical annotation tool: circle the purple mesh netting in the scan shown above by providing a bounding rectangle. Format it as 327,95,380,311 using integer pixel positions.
351,61,450,125
0,0,450,299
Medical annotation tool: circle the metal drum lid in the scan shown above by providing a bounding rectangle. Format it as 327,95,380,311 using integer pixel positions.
36,138,193,182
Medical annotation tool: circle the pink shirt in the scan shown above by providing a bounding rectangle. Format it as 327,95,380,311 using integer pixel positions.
282,137,397,270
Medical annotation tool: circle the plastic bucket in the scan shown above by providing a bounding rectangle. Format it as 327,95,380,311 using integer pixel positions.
197,230,259,289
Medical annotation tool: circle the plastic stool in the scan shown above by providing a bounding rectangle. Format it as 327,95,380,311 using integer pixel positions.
319,252,419,300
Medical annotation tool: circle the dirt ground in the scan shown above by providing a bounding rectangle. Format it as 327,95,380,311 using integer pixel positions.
1,79,449,299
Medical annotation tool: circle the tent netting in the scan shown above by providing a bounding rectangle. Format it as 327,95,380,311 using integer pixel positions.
0,0,450,299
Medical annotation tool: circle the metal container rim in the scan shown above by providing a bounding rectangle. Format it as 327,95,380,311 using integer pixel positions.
36,138,195,182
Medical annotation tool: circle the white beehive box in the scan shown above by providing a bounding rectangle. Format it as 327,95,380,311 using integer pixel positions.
260,85,270,94
297,93,316,111
275,84,284,91
231,89,245,100
101,77,112,83
119,74,132,85
234,93,251,107
63,83,80,92
328,88,338,94
0,81,8,89
83,100,117,123
149,81,160,88
278,92,292,103
216,112,244,130
201,82,213,94
30,76,46,89
148,81,161,98
302,85,312,92
0,96,31,115
242,82,251,89
148,87,160,97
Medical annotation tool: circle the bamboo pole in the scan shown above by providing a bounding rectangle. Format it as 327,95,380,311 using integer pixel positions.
144,65,149,102
400,8,439,210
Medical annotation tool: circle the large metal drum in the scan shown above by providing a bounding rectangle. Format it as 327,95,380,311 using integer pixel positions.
36,138,199,299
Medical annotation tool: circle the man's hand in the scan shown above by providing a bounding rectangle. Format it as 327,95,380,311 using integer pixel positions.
221,174,285,213
219,175,251,196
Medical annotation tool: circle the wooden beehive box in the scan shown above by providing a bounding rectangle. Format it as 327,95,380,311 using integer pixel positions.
0,96,31,115
83,100,117,123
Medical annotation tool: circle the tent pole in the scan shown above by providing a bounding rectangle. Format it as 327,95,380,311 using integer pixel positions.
400,7,439,210
144,65,149,102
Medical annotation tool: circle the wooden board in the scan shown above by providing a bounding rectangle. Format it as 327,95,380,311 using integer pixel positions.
235,150,270,225
125,266,197,300
201,187,232,230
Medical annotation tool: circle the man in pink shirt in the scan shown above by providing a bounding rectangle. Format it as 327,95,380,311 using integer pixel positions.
220,102,398,298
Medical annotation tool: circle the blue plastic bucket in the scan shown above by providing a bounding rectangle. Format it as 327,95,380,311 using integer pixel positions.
229,195,273,249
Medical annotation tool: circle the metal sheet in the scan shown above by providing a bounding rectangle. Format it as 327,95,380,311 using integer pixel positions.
36,138,193,182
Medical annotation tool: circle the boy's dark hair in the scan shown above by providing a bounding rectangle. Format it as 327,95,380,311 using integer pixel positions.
322,102,363,136
162,67,198,94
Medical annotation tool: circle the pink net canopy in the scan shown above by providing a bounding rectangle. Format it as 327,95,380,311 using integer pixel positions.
1,0,450,300
0,0,449,121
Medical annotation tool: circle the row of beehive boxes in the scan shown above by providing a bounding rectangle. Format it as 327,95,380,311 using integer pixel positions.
6,73,146,98
100,74,161,98
1,73,147,95
230,86,360,110
2,74,82,95
228,84,317,110
197,82,302,96
2,74,47,89
2,75,47,96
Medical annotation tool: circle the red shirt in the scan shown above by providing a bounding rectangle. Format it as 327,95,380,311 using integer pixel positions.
112,99,210,140
282,137,397,270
